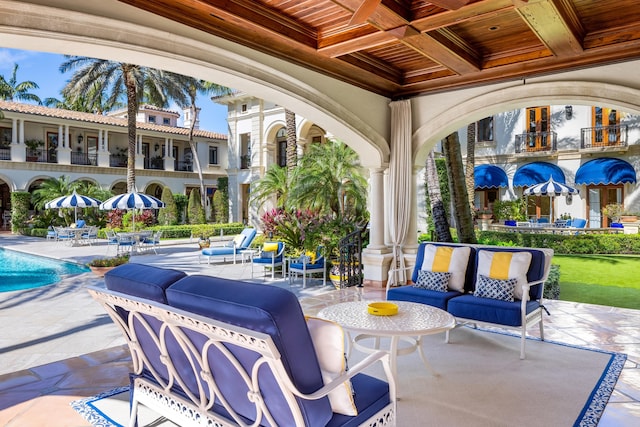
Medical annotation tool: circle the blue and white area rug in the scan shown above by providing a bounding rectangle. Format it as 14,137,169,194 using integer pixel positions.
71,328,626,427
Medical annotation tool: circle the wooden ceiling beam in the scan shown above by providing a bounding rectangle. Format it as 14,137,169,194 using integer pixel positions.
514,0,584,57
318,30,399,57
400,26,481,75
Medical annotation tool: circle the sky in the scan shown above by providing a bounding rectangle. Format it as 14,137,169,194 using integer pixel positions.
0,48,230,135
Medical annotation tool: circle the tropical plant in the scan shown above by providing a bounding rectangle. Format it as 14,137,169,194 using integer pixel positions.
602,203,623,223
215,177,230,223
174,194,188,224
442,132,476,244
0,63,42,103
157,186,178,225
60,56,188,192
289,138,368,222
250,164,289,210
493,199,527,221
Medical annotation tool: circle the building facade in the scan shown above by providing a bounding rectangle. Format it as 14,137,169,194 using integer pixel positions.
0,100,227,219
458,105,640,228
214,93,328,226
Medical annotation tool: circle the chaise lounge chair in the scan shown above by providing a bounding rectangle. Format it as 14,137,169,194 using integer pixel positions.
200,228,257,264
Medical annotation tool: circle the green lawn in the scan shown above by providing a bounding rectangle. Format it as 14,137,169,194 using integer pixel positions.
552,254,640,310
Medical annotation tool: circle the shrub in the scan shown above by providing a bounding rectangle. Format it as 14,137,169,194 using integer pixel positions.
476,231,640,254
158,186,178,225
187,188,206,224
10,191,31,234
88,254,130,267
174,194,188,224
544,264,561,299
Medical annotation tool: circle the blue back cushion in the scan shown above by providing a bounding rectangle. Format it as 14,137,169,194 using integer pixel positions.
104,263,187,304
472,247,547,300
239,228,257,249
165,275,331,427
412,243,477,293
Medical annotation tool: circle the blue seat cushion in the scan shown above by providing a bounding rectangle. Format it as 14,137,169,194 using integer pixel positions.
326,373,390,427
104,263,186,304
447,294,540,327
201,247,236,256
253,256,283,264
387,286,462,310
165,275,332,427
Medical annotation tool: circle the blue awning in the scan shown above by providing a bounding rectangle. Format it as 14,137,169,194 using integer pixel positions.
474,165,508,189
575,158,636,185
513,162,565,187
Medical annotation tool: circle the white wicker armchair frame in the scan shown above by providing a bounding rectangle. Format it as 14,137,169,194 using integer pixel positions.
88,287,397,427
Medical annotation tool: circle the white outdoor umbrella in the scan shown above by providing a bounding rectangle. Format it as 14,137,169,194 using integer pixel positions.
523,176,579,222
99,191,165,231
44,190,102,223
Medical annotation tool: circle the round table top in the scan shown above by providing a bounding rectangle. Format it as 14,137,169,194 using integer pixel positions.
317,300,455,337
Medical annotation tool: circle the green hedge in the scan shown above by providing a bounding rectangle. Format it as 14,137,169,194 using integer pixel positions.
28,223,247,240
476,231,640,254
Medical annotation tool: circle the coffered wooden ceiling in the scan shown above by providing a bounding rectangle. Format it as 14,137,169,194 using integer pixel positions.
117,0,640,98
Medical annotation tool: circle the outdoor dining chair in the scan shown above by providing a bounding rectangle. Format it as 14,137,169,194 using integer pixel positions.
251,241,285,280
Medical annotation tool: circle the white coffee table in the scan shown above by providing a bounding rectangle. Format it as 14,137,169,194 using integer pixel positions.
317,300,455,381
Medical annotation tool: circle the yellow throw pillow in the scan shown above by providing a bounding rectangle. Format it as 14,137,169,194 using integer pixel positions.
476,250,532,301
305,316,357,416
305,250,317,264
263,242,279,252
420,245,471,292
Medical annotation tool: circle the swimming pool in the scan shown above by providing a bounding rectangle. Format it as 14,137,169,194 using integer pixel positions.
0,248,90,292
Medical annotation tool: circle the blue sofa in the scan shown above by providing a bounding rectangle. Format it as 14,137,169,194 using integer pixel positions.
89,264,395,427
387,243,553,359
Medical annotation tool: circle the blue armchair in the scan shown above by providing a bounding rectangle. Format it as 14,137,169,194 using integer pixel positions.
200,228,256,264
288,247,326,288
251,241,285,279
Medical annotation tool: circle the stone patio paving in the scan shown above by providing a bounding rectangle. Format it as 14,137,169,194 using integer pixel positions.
0,234,638,426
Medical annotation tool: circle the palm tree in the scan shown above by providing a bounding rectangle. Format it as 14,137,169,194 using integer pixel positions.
442,132,476,244
465,123,476,214
0,63,42,103
31,175,76,210
44,82,121,113
289,139,367,221
250,164,289,210
179,77,232,215
426,150,452,242
285,109,297,176
60,57,187,192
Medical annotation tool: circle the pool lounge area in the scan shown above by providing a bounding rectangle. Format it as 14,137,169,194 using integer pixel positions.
0,234,639,426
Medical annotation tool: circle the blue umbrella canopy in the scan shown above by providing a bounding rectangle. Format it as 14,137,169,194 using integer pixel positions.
44,190,102,222
99,191,165,231
99,192,165,210
524,176,578,222
523,176,579,197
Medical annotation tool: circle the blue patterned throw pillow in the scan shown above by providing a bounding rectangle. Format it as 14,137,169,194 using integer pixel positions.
414,270,451,292
474,274,517,302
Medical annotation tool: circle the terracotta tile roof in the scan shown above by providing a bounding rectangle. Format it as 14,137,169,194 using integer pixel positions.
0,100,226,140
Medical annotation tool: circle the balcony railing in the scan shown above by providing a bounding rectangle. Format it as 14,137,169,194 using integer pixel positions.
26,148,57,163
515,131,557,153
581,124,628,149
0,147,10,160
71,152,97,166
146,157,164,170
240,155,251,169
175,160,193,171
110,154,127,168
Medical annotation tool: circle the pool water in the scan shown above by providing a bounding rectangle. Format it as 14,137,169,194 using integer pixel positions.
0,248,90,292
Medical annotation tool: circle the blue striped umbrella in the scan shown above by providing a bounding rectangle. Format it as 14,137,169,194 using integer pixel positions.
524,176,579,221
45,190,102,222
99,191,165,231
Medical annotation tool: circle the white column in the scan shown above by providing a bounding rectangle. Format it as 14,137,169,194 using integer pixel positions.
165,137,175,171
57,125,71,164
367,167,386,250
135,134,145,169
97,129,110,167
18,119,24,144
11,118,17,144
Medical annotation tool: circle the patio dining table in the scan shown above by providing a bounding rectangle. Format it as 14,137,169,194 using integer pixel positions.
116,231,153,253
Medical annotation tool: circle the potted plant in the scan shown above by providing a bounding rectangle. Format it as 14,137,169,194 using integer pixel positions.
87,254,130,276
602,203,623,223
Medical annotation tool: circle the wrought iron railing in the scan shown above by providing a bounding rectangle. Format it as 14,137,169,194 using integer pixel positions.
110,154,127,167
0,147,10,160
71,152,97,166
334,223,369,288
514,131,557,153
146,157,164,170
580,124,628,149
176,160,193,171
26,148,57,163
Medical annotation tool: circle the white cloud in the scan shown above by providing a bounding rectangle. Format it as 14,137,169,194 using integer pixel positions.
0,48,35,71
